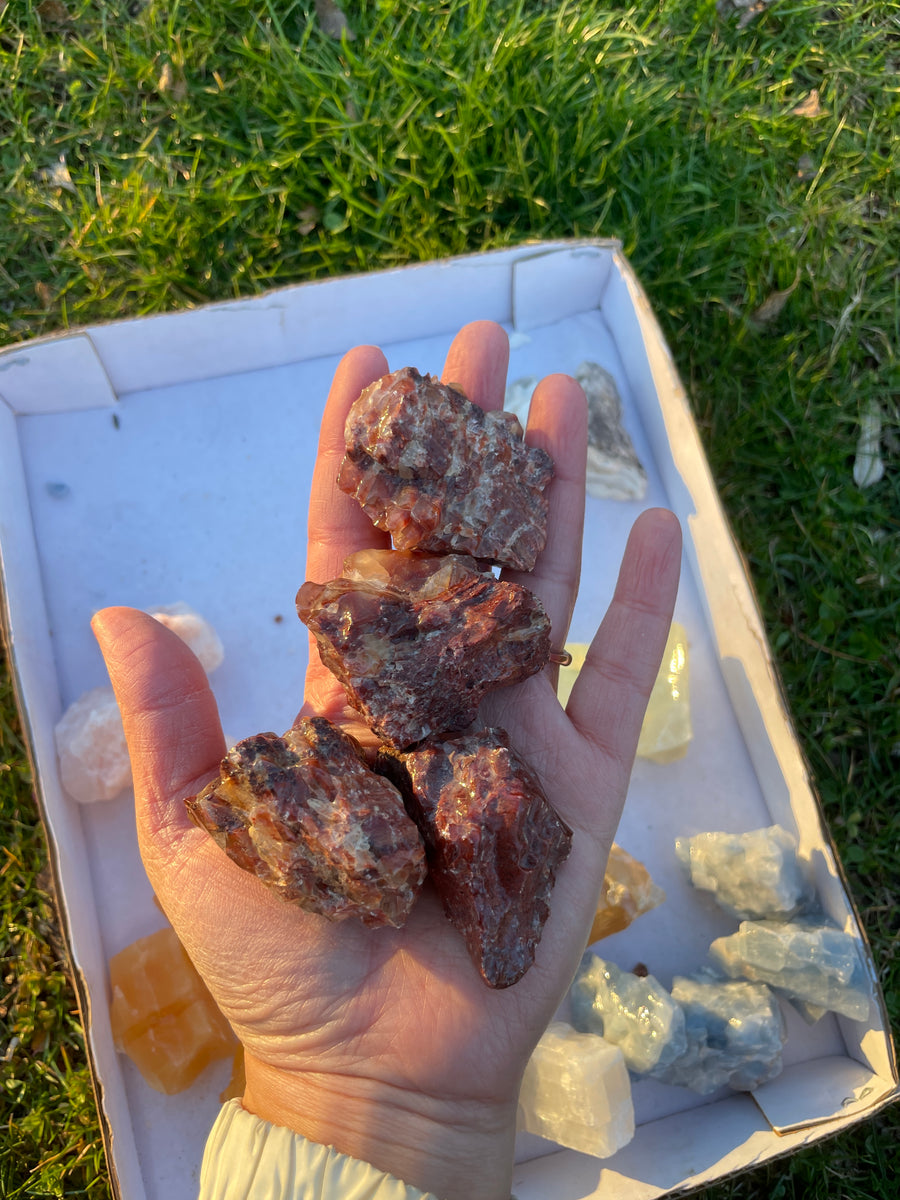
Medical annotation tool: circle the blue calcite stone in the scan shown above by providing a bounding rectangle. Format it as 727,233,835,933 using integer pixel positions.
709,919,870,1022
654,973,786,1093
570,953,687,1075
675,825,813,921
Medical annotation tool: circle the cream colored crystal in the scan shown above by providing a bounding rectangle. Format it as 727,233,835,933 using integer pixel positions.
147,602,224,673
55,685,131,804
517,1021,634,1158
636,621,692,763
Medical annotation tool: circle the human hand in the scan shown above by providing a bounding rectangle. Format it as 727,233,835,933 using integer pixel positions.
92,320,681,1200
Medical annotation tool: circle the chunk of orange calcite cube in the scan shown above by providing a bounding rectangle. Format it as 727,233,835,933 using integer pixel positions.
589,844,665,943
109,926,235,1094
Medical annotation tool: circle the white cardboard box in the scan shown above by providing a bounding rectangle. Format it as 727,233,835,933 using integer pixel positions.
1,241,896,1199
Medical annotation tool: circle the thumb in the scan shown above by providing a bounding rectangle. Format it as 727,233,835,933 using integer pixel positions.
91,606,225,874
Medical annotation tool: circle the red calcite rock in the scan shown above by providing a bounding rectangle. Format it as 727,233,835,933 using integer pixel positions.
185,717,426,928
379,728,572,988
337,367,554,571
296,549,552,749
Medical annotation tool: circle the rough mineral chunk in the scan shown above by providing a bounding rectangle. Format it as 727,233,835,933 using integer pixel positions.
675,825,813,920
147,601,225,673
338,366,554,570
379,728,572,988
109,926,236,1094
185,717,426,928
505,361,647,501
636,621,692,763
55,684,132,803
570,953,687,1075
655,973,786,1093
517,1022,635,1157
589,844,666,943
709,919,870,1022
297,549,552,749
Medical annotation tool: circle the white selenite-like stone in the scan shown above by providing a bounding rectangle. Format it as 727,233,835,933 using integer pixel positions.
517,1021,635,1158
504,363,647,500
709,919,870,1022
654,973,786,1093
147,602,225,673
54,685,131,803
570,953,687,1075
675,825,813,920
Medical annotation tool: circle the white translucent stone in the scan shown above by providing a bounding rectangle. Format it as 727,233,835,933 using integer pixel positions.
675,825,813,920
655,974,785,1093
709,920,870,1022
504,362,648,501
517,1022,634,1158
147,602,224,673
55,685,131,804
575,362,647,501
636,621,692,763
570,953,687,1075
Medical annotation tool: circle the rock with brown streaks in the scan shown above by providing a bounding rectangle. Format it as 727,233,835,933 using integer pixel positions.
297,549,551,749
380,727,571,988
338,366,554,570
185,717,426,929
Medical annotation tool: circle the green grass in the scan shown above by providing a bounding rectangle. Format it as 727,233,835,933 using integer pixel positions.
2,0,898,1194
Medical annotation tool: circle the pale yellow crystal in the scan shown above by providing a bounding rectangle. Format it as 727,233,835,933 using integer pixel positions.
556,626,692,763
636,621,692,763
556,643,589,709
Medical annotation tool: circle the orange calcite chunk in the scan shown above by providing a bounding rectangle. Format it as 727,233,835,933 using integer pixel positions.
589,845,665,944
109,926,235,1094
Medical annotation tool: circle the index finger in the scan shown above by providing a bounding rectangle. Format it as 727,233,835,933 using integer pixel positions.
304,344,391,588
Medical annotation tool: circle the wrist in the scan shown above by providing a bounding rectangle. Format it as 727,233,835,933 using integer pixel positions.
241,1051,517,1200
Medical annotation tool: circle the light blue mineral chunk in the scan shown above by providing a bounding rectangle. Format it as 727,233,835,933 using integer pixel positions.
709,920,870,1022
675,825,814,921
570,953,686,1075
653,974,786,1093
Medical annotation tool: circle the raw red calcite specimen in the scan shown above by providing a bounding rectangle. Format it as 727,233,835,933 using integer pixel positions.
337,367,554,571
379,728,572,988
297,549,552,749
185,717,426,928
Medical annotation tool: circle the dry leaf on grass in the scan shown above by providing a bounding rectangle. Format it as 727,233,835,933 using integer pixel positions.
297,206,320,236
158,60,188,102
34,282,55,310
315,0,356,40
751,270,801,326
853,400,885,488
37,0,71,25
716,0,773,28
37,156,77,194
792,89,822,118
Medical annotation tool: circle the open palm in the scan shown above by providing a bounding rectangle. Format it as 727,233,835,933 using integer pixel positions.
93,321,681,1200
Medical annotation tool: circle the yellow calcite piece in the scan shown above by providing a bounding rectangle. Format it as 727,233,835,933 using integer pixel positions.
556,643,589,709
109,926,235,1095
589,844,666,943
636,621,692,763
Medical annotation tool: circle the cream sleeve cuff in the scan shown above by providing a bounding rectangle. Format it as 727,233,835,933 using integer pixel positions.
198,1098,441,1200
